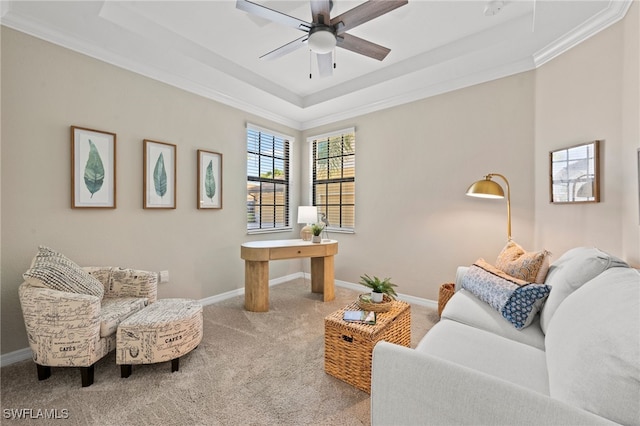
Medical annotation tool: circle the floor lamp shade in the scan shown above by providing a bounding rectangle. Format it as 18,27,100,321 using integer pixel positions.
297,206,318,241
466,173,512,240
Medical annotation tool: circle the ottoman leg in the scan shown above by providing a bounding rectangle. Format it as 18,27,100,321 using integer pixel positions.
121,365,132,378
171,358,180,373
80,365,95,387
36,364,51,381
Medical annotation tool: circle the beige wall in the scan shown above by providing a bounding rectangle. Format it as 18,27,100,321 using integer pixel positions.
534,1,640,266
0,27,302,354
1,3,638,356
302,72,536,300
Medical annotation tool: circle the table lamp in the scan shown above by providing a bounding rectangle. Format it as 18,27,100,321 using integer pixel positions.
466,173,512,240
297,206,318,241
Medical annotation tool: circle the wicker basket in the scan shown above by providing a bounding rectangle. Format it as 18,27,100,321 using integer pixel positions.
357,293,394,312
438,283,455,317
324,300,411,393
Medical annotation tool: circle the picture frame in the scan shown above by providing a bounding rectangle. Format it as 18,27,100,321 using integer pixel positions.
197,150,223,209
143,139,176,209
71,126,116,208
549,140,600,204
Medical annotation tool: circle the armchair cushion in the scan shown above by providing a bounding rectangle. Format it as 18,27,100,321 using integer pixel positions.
99,297,149,337
23,246,104,299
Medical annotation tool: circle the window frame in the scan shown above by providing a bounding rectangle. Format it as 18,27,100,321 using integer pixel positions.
246,124,292,234
308,127,355,233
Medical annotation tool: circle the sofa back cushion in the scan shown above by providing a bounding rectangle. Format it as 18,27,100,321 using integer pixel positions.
545,267,639,425
23,246,104,299
540,247,628,333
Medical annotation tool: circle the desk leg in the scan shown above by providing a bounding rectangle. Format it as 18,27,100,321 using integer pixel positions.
311,255,335,302
245,260,269,312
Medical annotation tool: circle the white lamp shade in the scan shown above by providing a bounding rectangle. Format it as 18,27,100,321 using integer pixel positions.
297,206,318,224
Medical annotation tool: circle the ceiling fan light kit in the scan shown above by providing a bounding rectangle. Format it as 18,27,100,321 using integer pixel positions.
308,26,337,54
236,0,408,77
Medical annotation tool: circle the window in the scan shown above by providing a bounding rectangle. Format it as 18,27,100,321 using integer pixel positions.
247,125,290,231
309,128,355,232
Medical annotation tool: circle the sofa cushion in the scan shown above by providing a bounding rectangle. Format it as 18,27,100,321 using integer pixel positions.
23,246,104,299
441,289,545,349
461,260,551,329
416,320,549,395
540,247,628,333
495,240,551,283
99,297,149,337
545,267,639,425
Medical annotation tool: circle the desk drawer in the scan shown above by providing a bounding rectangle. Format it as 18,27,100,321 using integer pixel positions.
270,245,327,260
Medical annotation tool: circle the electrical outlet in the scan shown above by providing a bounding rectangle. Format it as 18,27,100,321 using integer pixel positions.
159,270,170,284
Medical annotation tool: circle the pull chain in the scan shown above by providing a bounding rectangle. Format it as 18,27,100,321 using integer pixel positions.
309,50,312,79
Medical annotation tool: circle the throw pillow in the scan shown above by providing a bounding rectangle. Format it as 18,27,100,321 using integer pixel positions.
495,240,551,283
461,259,551,329
23,246,104,298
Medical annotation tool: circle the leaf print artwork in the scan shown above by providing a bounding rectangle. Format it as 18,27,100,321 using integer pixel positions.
84,139,105,198
205,160,216,201
153,153,167,198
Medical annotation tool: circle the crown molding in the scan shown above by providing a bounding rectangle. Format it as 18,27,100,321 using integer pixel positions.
533,0,632,67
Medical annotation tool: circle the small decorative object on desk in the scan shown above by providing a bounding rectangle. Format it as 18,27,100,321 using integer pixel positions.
311,223,324,243
358,293,393,312
358,274,398,304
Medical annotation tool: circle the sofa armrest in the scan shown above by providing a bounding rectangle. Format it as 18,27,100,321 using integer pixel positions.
454,266,469,291
371,341,615,426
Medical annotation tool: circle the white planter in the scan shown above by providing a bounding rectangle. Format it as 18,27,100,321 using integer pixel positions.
371,292,384,303
312,235,322,243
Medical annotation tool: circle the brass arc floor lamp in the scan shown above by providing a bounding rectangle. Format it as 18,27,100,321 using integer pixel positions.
466,173,512,241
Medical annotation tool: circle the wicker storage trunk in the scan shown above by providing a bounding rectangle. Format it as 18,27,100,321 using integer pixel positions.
324,300,411,393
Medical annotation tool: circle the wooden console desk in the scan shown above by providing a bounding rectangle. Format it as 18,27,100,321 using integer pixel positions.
240,239,338,312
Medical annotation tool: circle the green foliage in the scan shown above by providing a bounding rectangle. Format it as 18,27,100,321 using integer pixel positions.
205,160,216,201
359,274,398,299
153,153,167,198
84,139,104,198
260,169,284,179
311,223,324,236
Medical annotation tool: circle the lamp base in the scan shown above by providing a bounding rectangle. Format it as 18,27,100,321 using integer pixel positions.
300,225,313,241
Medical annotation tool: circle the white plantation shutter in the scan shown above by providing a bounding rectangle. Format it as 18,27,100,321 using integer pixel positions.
247,125,290,231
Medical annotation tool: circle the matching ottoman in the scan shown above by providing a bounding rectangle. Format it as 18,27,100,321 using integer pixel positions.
116,298,203,377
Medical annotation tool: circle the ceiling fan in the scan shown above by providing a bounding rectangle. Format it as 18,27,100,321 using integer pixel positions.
236,0,408,78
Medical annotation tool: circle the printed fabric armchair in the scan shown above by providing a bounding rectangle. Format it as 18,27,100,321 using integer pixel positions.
18,246,157,387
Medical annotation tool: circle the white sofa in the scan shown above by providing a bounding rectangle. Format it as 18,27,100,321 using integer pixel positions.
371,247,640,425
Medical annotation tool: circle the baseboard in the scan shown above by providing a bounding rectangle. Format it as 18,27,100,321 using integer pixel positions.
1,272,436,367
1,347,32,367
331,277,438,309
198,272,304,306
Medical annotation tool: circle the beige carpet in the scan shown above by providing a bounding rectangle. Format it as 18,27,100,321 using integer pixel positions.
1,279,438,425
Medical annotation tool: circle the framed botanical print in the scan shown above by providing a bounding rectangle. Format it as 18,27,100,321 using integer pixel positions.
143,139,176,209
197,150,222,209
549,140,600,204
71,126,116,208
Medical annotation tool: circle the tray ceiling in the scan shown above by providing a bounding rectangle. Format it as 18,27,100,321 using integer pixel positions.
1,1,632,129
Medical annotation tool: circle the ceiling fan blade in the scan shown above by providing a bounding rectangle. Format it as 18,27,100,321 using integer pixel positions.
331,0,408,34
260,35,309,60
310,0,331,25
236,0,311,32
337,33,390,61
316,52,333,78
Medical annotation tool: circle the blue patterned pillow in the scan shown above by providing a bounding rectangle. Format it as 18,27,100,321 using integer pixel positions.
461,259,551,329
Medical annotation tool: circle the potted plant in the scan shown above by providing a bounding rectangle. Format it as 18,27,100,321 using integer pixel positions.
311,223,324,243
359,274,398,302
